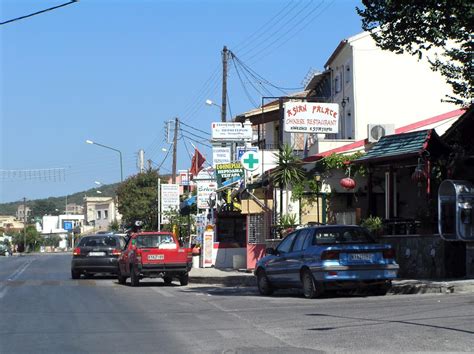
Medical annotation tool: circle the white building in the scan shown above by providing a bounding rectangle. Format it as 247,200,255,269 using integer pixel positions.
84,196,121,231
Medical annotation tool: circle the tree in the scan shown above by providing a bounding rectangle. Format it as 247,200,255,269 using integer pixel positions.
116,170,160,231
12,225,42,252
270,144,306,216
357,0,473,106
30,200,59,219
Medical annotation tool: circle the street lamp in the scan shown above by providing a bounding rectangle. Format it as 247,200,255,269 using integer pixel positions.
205,99,221,110
86,140,123,182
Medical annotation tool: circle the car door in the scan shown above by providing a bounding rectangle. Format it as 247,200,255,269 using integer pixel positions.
119,237,133,275
265,232,297,285
284,229,313,284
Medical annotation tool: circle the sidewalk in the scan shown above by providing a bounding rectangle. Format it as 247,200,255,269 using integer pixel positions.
189,267,474,295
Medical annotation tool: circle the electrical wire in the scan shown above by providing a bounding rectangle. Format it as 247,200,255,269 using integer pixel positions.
0,0,78,26
180,127,210,141
231,57,259,107
179,121,210,136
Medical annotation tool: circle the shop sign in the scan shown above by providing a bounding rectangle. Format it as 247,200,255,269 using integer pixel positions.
283,102,339,134
212,147,231,167
202,228,214,268
240,151,260,171
196,181,217,209
215,162,244,188
236,146,258,161
211,122,252,141
160,184,180,223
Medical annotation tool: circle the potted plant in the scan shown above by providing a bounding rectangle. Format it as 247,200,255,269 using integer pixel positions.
360,216,383,236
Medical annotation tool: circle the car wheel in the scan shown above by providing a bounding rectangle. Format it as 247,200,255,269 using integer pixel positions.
130,265,139,287
163,276,173,285
117,273,127,285
302,269,323,299
71,269,80,279
256,269,274,296
372,282,391,296
179,272,189,286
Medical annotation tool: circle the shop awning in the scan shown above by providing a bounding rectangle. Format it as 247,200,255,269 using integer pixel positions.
354,129,448,164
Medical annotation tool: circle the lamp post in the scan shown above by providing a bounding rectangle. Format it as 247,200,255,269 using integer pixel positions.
86,140,123,182
205,99,222,111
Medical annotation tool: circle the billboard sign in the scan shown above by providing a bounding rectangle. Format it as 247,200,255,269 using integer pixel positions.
212,147,231,167
211,122,252,141
236,146,258,161
160,184,180,223
215,162,244,188
196,181,217,209
283,102,339,134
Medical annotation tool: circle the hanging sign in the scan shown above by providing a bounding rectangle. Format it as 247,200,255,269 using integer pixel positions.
215,162,244,188
211,122,252,141
202,228,214,268
212,147,231,167
196,181,217,209
283,102,339,133
160,184,180,224
236,146,258,161
240,151,260,171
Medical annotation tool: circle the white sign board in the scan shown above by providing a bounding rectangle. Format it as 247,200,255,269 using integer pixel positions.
211,122,252,141
196,181,217,209
160,184,180,224
284,102,339,134
240,151,260,171
212,147,231,167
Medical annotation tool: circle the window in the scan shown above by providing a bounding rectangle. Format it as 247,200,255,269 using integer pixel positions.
312,227,375,245
104,210,108,219
96,211,102,220
136,234,176,248
313,231,338,245
276,232,297,254
334,74,341,93
292,229,311,252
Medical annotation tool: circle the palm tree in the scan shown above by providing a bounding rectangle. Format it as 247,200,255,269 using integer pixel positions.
270,144,306,217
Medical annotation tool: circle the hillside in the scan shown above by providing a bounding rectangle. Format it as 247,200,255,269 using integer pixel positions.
0,183,120,216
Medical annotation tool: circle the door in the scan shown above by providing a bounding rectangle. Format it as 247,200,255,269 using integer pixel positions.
265,232,297,285
284,229,313,284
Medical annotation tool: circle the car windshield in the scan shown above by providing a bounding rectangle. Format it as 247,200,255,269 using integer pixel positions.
78,236,118,247
136,234,176,248
313,228,374,245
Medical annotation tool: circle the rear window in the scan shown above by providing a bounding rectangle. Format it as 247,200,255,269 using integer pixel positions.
136,234,176,248
78,236,118,247
312,228,374,245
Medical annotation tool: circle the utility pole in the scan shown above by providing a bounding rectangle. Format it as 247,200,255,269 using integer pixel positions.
172,117,179,183
23,197,27,253
221,45,228,122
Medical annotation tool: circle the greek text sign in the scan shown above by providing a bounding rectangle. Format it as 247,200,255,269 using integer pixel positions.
215,162,244,187
196,181,217,209
283,102,339,133
211,122,252,141
160,184,180,224
212,147,231,167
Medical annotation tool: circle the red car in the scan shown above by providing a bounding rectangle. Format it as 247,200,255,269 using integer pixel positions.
117,232,192,287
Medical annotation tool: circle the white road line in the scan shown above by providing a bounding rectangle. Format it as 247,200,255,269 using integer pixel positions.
0,258,34,299
150,287,174,297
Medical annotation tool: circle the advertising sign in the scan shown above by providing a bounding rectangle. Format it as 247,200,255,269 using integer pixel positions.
196,181,217,209
240,151,260,171
215,162,244,188
160,184,180,223
63,221,73,231
202,228,214,268
212,147,231,167
236,146,258,161
179,171,190,186
211,122,252,141
283,102,339,134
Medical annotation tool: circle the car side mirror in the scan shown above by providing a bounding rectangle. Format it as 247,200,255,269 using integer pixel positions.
266,247,276,255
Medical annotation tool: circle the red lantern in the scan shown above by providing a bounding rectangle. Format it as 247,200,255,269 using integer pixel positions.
340,177,356,190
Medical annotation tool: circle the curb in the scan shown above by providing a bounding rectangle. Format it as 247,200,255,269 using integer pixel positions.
189,275,474,295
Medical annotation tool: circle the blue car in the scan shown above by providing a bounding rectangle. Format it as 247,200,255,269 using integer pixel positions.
255,225,399,298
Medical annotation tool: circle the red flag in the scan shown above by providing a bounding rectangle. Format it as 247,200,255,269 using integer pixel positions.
190,148,206,176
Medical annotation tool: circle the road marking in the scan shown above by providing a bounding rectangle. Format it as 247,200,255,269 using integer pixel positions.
150,287,174,297
0,258,34,299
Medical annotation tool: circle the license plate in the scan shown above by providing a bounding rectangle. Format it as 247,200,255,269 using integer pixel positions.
88,252,105,256
148,254,164,260
349,253,373,261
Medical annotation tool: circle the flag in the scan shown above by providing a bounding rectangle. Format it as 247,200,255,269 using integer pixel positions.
190,148,206,177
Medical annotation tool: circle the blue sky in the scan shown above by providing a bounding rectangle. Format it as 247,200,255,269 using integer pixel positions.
1,0,363,203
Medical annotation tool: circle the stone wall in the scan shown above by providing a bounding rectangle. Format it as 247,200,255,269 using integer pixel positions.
380,234,448,279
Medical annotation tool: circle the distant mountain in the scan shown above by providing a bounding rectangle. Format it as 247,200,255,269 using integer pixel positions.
0,183,120,216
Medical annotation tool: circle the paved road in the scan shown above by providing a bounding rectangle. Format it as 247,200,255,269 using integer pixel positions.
0,254,473,353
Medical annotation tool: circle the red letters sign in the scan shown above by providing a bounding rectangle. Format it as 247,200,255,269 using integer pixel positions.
283,102,339,134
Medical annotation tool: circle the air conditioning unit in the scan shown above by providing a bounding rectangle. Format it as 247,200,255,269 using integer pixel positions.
367,124,395,143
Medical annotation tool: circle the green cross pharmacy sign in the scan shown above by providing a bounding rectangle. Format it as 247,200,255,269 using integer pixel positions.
240,151,260,171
